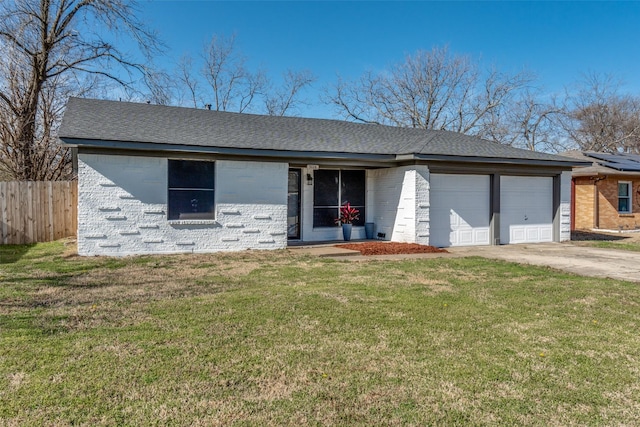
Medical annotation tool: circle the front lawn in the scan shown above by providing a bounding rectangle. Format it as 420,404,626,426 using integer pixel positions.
1,242,640,425
572,230,640,252
581,240,640,252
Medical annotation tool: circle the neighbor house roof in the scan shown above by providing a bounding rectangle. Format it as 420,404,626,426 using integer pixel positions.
59,97,584,166
562,150,640,177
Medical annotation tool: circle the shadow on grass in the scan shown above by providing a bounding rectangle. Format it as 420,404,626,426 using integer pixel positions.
1,269,232,314
0,244,36,264
571,231,630,241
2,272,78,285
0,311,71,336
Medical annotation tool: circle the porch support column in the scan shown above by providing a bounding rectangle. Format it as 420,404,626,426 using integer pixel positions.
552,174,561,242
490,173,501,245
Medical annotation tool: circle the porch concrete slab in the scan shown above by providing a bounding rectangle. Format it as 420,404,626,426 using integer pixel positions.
447,243,640,283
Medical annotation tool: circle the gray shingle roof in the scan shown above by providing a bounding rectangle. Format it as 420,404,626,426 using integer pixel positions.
59,97,578,164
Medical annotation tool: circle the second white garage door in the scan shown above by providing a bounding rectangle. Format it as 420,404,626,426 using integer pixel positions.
430,174,491,247
500,176,553,244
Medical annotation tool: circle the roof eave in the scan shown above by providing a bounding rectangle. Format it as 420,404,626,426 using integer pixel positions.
59,137,397,162
408,153,589,167
60,137,586,168
572,168,640,177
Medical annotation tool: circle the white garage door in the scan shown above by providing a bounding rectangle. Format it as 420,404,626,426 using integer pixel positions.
500,176,553,244
430,174,491,247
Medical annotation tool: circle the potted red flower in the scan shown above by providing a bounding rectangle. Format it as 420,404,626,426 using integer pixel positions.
335,202,360,241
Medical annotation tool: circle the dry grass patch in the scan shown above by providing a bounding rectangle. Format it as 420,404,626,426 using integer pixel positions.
406,273,454,294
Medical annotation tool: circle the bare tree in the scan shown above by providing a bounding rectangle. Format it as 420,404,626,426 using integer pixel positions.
174,33,315,115
265,69,316,116
0,37,73,180
199,34,267,113
480,89,565,152
176,54,201,108
142,70,175,106
326,46,533,136
0,0,160,181
560,73,640,153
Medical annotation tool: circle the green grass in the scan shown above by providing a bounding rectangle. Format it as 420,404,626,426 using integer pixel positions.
2,242,640,425
582,240,640,252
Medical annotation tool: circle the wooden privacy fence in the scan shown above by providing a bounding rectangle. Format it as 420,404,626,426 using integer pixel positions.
0,181,78,245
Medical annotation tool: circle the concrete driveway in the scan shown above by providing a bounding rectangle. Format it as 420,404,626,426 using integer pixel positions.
448,243,640,283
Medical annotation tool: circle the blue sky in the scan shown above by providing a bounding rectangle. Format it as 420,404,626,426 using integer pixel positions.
140,1,640,118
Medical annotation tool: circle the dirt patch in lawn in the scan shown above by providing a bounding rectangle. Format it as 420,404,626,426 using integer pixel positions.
335,242,448,256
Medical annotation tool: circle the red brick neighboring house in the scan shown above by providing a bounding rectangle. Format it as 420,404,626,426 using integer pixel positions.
563,151,640,231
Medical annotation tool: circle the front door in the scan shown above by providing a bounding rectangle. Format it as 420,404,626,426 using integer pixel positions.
288,169,301,239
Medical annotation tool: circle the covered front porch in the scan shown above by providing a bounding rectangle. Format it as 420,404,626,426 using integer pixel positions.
287,165,431,245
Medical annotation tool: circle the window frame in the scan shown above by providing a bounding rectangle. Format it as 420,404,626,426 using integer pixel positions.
618,181,632,214
313,169,366,228
167,159,216,222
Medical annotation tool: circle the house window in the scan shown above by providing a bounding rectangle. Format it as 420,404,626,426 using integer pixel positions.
618,181,632,213
313,169,365,227
168,160,215,220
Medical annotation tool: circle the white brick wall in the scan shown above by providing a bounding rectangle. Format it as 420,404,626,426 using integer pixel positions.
78,153,571,252
369,167,409,242
414,167,431,245
368,166,430,243
78,154,288,256
560,171,572,242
